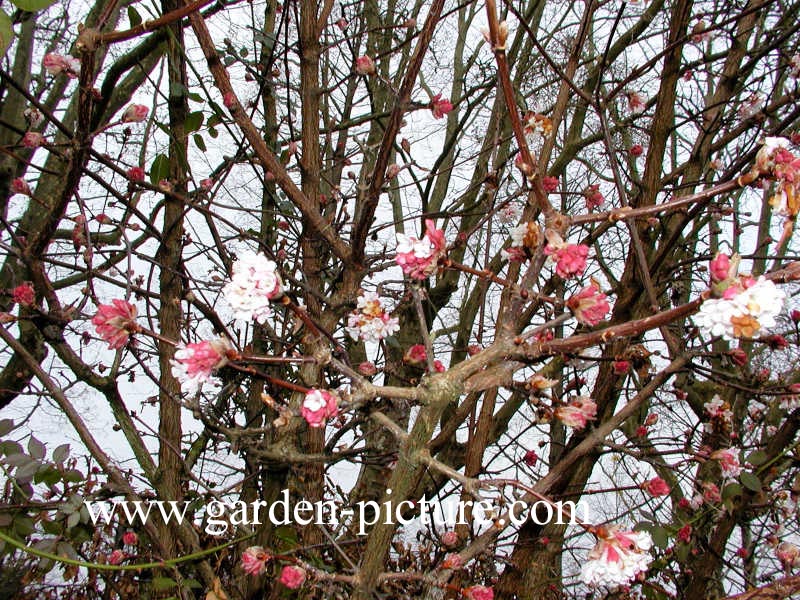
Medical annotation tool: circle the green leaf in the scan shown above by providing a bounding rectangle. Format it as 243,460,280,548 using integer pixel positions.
127,6,142,27
184,111,204,133
16,460,39,481
0,10,13,57
208,127,218,139
746,450,768,466
9,0,57,12
193,134,206,153
739,471,761,492
27,437,45,461
722,482,742,500
649,526,669,549
0,440,22,455
151,577,177,591
150,154,170,185
53,443,69,464
0,419,14,437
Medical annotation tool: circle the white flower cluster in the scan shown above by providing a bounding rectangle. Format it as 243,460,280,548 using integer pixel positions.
694,277,785,340
222,252,282,323
581,530,653,588
509,223,528,247
704,395,733,429
345,292,399,342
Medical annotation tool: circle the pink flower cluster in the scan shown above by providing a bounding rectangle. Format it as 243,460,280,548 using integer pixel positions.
583,184,604,210
345,291,400,342
544,231,589,279
754,137,800,217
301,389,339,428
43,53,80,78
464,585,494,600
641,477,670,497
92,300,138,349
554,396,597,429
566,281,610,326
431,94,453,119
12,283,35,307
395,219,446,279
279,565,306,589
170,338,232,395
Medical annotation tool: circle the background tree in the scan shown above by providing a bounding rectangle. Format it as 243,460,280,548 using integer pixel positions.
0,0,799,598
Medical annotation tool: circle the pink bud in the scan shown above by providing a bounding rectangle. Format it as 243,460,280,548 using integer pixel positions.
278,565,306,589
11,178,31,196
441,530,459,548
542,176,559,192
127,167,145,181
728,348,748,366
358,361,378,376
641,476,670,497
629,144,643,157
122,531,138,546
709,252,731,282
108,550,126,565
12,283,35,306
355,55,376,76
612,360,630,375
223,92,237,109
523,450,538,467
22,132,45,148
792,309,800,323
335,18,348,30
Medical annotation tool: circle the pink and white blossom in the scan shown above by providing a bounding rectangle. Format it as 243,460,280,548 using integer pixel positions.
121,104,149,123
567,282,610,326
301,389,339,428
626,92,646,115
170,338,232,395
695,276,785,340
345,291,399,342
241,546,270,576
43,53,80,78
554,396,597,429
710,447,742,479
581,526,653,588
395,219,446,279
223,251,282,323
704,394,733,428
91,300,138,349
